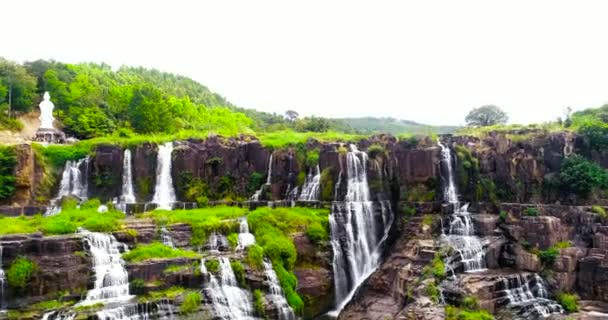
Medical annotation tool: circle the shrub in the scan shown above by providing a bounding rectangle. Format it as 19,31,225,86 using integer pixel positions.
462,296,479,310
499,211,508,221
205,259,220,274
230,260,246,287
253,289,266,317
559,154,608,198
537,247,559,266
367,144,385,158
557,293,579,313
524,207,539,216
592,205,607,218
305,150,320,167
122,243,200,262
430,254,446,280
180,291,202,314
7,257,37,290
247,172,265,194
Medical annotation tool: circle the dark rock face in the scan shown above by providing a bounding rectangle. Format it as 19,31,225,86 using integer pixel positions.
0,234,91,308
133,143,158,202
89,144,123,201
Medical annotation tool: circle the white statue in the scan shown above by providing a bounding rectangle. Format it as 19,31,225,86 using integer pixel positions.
39,91,55,129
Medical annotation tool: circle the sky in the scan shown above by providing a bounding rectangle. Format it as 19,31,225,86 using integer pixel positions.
2,0,608,126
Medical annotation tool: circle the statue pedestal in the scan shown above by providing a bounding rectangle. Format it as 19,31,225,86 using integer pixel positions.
35,128,66,144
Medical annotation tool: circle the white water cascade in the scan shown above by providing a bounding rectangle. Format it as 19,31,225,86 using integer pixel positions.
298,165,321,201
46,157,89,216
96,300,175,320
438,140,486,273
160,227,175,248
120,149,136,205
250,154,273,201
152,142,176,210
498,274,563,318
263,260,296,320
237,217,256,250
203,257,256,319
207,232,229,252
328,144,394,315
0,245,6,312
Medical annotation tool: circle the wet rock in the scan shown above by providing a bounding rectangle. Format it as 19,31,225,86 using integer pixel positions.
519,216,564,250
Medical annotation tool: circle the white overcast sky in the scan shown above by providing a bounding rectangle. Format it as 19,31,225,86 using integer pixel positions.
2,0,608,126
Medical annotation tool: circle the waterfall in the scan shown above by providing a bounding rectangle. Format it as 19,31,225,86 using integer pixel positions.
120,149,136,204
498,274,563,318
203,257,256,319
250,154,273,201
152,142,176,210
207,232,229,252
438,140,486,273
0,245,6,312
237,217,256,250
328,144,394,315
298,165,321,201
263,260,295,320
45,157,89,216
160,227,175,248
96,300,175,320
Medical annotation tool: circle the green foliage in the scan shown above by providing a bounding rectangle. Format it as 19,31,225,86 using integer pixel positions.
462,296,479,310
367,144,385,158
231,260,246,287
524,207,539,217
555,241,572,249
205,259,220,274
138,286,186,302
465,105,508,127
403,205,416,216
0,146,17,201
557,293,579,313
122,242,200,262
430,254,446,280
247,172,265,194
139,206,245,246
320,168,334,201
571,114,608,151
180,291,202,314
305,149,320,167
592,205,607,218
445,305,494,320
253,289,267,317
499,211,508,221
537,247,559,266
422,214,434,227
305,222,328,245
0,58,37,112
246,244,265,270
178,172,209,206
227,233,238,248
33,143,91,169
559,154,608,198
7,256,37,290
425,282,440,303
258,130,365,149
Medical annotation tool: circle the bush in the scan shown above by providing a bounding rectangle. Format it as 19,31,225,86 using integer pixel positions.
537,247,559,266
592,205,607,218
559,154,608,198
499,211,508,221
430,254,446,280
305,149,320,167
180,291,202,314
246,244,265,270
230,260,246,287
205,259,220,274
557,293,579,312
367,144,385,158
524,207,539,216
7,257,37,290
122,242,200,262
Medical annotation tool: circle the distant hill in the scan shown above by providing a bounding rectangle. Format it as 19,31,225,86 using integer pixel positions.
334,117,459,135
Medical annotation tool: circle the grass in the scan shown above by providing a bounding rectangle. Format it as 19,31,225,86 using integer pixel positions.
557,293,579,313
423,253,446,280
139,206,246,246
231,260,246,287
592,205,607,218
246,244,265,270
445,305,494,320
180,291,202,314
138,286,186,302
257,130,366,149
6,256,37,290
204,259,220,274
122,242,200,262
247,207,330,313
253,289,266,317
28,299,74,311
455,122,566,138
0,199,125,236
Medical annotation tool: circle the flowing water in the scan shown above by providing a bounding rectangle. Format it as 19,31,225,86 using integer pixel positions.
96,300,175,320
497,274,563,318
45,157,89,216
237,217,256,250
250,154,273,201
298,165,321,201
120,149,136,205
0,245,6,312
263,260,295,320
152,142,176,210
203,257,257,319
438,140,486,273
160,226,175,248
329,144,394,315
207,232,229,252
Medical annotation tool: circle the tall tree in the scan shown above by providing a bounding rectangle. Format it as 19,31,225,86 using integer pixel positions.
465,105,508,126
0,58,37,113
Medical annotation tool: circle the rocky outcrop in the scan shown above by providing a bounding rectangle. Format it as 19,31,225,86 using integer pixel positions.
89,144,123,201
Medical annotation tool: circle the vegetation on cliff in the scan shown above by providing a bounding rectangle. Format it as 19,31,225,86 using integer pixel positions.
0,146,16,201
122,242,200,262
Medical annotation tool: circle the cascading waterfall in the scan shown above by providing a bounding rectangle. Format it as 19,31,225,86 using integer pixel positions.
160,227,175,248
120,149,136,204
498,274,563,318
237,217,256,250
152,142,176,210
329,144,394,315
0,245,6,312
45,157,89,216
96,300,175,320
250,154,273,201
203,257,256,319
263,260,295,320
298,165,321,201
438,140,486,273
207,232,229,252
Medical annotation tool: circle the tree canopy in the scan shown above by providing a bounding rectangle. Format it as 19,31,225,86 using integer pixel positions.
465,105,508,127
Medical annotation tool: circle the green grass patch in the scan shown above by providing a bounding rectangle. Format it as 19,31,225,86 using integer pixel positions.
445,305,494,320
122,242,200,262
139,206,246,246
205,259,220,274
257,130,366,149
592,205,607,218
138,286,186,303
253,289,266,317
6,256,37,290
180,291,202,314
246,244,265,270
231,260,246,287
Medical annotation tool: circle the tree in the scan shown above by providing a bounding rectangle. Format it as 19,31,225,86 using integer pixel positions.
559,154,608,198
285,110,299,121
465,105,508,127
0,58,37,113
